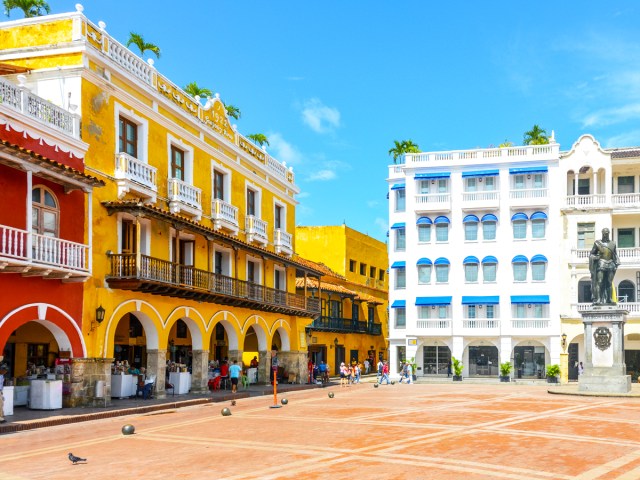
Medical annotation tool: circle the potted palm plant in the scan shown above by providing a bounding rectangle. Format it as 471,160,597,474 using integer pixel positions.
408,357,418,381
499,362,512,382
451,356,463,381
546,364,560,383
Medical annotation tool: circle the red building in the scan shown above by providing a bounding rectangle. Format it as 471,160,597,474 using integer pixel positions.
0,70,103,379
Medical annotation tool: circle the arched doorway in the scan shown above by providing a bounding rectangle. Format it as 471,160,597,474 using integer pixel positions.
618,280,635,303
513,342,547,379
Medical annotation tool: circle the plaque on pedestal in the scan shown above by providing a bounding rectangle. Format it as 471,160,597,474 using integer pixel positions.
579,306,631,394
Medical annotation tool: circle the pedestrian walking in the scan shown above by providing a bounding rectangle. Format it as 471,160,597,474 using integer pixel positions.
377,359,383,382
229,359,242,394
447,360,452,378
379,361,390,385
578,362,584,375
364,359,370,375
340,362,348,387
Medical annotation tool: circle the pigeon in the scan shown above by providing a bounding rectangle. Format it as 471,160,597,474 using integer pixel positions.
230,400,236,406
68,453,86,464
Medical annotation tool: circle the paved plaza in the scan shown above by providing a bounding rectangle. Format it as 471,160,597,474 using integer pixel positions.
2,382,640,479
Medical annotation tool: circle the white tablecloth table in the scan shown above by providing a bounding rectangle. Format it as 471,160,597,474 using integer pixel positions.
169,372,191,394
29,380,62,410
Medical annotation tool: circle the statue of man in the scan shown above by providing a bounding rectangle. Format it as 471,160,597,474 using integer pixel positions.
589,228,620,305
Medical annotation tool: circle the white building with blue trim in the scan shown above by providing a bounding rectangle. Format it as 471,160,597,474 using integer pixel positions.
387,140,562,379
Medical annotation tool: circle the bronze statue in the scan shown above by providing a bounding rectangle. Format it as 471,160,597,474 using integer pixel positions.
589,228,620,305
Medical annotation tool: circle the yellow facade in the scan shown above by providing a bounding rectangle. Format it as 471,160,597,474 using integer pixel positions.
295,226,389,374
0,10,322,398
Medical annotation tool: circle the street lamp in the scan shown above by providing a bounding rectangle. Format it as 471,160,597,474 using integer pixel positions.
561,333,567,352
90,305,106,333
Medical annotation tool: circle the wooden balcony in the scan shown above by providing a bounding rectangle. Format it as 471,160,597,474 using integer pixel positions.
0,224,90,281
307,316,383,335
106,254,319,317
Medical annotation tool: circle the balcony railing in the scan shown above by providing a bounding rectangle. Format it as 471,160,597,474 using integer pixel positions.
274,228,292,255
416,319,451,330
462,319,500,329
114,153,157,197
414,193,451,210
211,199,239,231
571,247,640,264
308,316,382,335
402,144,558,165
577,302,640,315
0,224,89,277
0,76,80,138
461,191,499,202
509,188,548,200
168,178,202,219
107,254,320,316
564,194,607,208
612,193,640,209
510,319,550,329
245,216,268,244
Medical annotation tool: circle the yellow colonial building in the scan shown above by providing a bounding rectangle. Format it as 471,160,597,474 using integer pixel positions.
295,225,389,374
0,6,323,404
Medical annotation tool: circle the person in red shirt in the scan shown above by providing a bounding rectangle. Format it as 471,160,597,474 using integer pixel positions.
220,360,229,389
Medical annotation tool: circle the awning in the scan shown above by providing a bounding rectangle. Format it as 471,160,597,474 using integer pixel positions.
481,213,498,222
462,169,499,178
391,222,405,229
414,172,451,180
391,300,406,308
463,214,479,223
463,256,480,264
511,212,528,221
530,254,548,263
530,211,548,220
434,257,450,266
391,261,406,268
416,258,432,266
482,255,498,264
511,295,550,304
391,183,405,190
416,296,452,306
512,255,528,263
462,296,500,305
434,216,450,224
508,166,548,174
416,216,432,225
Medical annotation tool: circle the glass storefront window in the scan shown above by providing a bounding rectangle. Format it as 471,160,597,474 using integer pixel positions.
514,346,546,378
422,345,451,375
468,346,499,376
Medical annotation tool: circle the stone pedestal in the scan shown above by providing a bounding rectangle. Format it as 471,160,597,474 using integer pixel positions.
190,350,209,393
579,306,631,393
146,349,167,398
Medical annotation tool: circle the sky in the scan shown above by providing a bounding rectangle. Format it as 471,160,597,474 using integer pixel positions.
31,1,640,241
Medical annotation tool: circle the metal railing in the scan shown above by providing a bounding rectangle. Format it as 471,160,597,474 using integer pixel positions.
309,316,382,334
107,253,319,313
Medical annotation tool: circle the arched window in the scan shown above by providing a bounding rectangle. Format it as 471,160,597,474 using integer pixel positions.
32,186,58,237
618,280,635,303
578,279,592,303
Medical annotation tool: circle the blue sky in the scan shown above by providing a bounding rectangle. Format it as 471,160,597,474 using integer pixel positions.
42,2,640,241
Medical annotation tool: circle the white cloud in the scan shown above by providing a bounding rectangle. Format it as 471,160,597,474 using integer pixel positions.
301,98,341,133
603,129,640,148
267,132,302,166
582,103,640,128
367,200,379,208
296,191,310,199
374,217,388,235
307,169,336,181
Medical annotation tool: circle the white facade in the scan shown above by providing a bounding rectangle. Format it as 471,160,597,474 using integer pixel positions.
559,135,640,381
387,143,563,379
388,135,640,381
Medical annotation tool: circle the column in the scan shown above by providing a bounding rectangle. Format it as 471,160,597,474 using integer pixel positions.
146,349,167,398
190,350,208,393
278,351,307,384
499,336,512,364
584,320,593,368
258,350,269,384
560,352,569,384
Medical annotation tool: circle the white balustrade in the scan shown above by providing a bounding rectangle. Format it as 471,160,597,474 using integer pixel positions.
510,319,550,329
114,153,157,191
274,228,292,251
245,216,268,241
0,225,27,260
462,191,499,202
108,39,154,86
414,193,451,205
572,247,640,263
509,188,548,199
416,320,451,329
462,319,500,329
402,144,559,165
612,193,640,208
564,194,607,207
577,302,640,315
0,76,79,138
212,199,239,226
168,178,202,209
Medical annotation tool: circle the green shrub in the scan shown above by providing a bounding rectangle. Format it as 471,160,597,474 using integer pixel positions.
546,364,561,377
500,362,513,376
452,356,463,376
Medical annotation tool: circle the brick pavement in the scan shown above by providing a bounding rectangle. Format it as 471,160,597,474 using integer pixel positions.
1,382,640,479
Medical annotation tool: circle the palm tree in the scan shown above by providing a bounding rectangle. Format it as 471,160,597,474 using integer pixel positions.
3,0,50,17
126,32,161,59
224,104,241,120
183,82,212,99
247,133,269,147
388,140,420,164
498,140,513,148
523,125,549,145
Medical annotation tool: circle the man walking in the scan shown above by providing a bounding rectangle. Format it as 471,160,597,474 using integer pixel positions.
229,359,242,394
379,361,390,385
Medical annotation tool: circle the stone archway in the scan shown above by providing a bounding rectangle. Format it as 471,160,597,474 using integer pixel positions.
166,311,207,393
